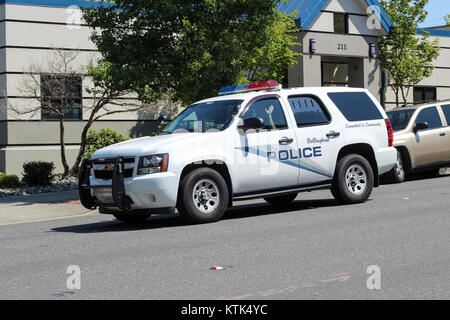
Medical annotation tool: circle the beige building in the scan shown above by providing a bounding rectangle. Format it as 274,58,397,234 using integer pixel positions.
280,0,450,110
0,0,166,175
1,0,450,175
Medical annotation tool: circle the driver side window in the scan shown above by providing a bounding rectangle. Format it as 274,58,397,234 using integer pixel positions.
415,107,442,130
242,98,288,130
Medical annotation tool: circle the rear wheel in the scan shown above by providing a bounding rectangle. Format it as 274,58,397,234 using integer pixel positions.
264,193,298,207
177,168,229,223
331,154,374,204
386,150,406,183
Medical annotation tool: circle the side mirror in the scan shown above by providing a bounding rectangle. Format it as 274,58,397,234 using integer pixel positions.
238,117,265,132
414,122,429,132
158,115,169,124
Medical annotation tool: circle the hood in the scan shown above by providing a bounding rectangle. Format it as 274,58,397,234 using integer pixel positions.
92,133,203,158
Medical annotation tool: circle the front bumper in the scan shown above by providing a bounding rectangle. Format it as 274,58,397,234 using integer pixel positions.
78,158,178,211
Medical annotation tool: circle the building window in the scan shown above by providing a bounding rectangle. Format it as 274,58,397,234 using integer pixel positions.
413,87,436,104
41,74,82,120
334,13,348,34
322,62,349,87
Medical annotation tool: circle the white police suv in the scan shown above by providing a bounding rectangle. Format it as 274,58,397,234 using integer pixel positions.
79,81,397,223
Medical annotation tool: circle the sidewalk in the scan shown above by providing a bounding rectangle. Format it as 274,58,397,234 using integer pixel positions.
0,191,96,225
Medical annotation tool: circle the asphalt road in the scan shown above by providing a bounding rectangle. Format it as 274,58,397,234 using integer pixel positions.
0,174,449,300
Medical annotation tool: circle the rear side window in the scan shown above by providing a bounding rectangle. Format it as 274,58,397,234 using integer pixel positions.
288,96,330,127
415,107,442,129
441,105,450,125
328,92,383,122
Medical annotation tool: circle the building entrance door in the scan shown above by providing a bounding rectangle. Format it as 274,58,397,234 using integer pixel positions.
321,62,349,87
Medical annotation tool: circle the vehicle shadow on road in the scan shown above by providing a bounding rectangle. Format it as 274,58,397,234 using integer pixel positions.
50,198,341,234
381,170,450,185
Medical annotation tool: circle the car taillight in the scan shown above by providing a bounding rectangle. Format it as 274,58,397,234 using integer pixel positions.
385,119,394,147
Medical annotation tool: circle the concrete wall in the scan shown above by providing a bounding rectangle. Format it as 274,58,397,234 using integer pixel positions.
0,3,177,175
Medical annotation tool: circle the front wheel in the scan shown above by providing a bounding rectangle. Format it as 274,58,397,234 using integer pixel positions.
264,193,298,207
386,150,406,183
331,154,374,204
177,168,229,224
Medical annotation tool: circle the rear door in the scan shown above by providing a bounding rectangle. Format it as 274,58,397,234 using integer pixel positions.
412,106,447,165
438,104,450,160
287,94,343,185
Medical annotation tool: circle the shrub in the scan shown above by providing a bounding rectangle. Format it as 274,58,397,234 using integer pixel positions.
83,129,130,159
0,173,21,188
22,161,55,186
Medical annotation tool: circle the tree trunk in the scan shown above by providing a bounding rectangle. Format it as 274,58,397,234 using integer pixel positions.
70,100,108,175
400,86,408,106
393,87,400,107
70,118,95,175
59,115,70,177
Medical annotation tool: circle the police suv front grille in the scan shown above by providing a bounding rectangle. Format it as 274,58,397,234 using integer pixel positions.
91,157,136,180
94,169,134,180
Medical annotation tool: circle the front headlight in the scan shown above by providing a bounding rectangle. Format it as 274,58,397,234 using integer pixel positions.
137,154,169,175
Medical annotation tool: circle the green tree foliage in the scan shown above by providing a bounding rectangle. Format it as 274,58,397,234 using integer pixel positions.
446,14,450,26
379,0,440,106
243,10,300,83
82,0,299,106
83,129,131,159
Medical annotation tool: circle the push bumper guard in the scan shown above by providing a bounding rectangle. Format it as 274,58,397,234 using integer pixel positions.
78,157,131,211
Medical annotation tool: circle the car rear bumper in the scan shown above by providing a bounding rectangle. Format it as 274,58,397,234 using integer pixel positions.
376,146,397,175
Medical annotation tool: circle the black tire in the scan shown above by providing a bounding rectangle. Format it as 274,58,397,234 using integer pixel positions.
425,168,441,178
113,212,152,223
264,193,298,206
331,154,374,204
177,168,229,223
386,150,406,183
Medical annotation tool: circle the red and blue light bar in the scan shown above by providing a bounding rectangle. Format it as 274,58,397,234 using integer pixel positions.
219,80,281,96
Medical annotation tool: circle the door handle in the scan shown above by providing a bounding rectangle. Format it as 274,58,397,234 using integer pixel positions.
326,131,341,138
279,137,294,145
440,132,446,137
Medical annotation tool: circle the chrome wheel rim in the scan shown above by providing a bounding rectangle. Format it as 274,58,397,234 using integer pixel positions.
345,164,367,195
395,152,404,178
192,179,220,214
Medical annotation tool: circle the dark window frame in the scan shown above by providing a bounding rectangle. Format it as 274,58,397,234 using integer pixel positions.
287,94,332,128
413,86,437,105
321,62,349,87
333,13,349,35
40,74,83,121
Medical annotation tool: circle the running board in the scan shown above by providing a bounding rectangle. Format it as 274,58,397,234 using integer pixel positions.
233,183,332,201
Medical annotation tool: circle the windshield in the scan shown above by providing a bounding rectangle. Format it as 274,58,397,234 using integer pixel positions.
161,100,243,134
387,109,416,131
